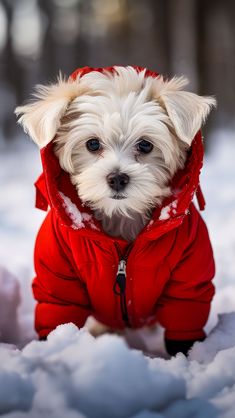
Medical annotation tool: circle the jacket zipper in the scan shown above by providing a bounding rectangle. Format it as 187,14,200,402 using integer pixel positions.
113,242,133,327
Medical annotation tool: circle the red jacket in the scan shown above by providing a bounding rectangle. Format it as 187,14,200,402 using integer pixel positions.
33,66,215,340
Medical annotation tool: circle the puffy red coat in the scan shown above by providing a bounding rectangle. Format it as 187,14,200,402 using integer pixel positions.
33,66,215,340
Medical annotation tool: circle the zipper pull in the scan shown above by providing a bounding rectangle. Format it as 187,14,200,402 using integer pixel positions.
113,259,126,295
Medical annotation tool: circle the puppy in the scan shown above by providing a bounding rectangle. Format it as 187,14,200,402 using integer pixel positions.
16,66,216,356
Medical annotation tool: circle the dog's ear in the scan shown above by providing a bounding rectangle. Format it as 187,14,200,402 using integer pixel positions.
15,75,84,148
155,76,216,145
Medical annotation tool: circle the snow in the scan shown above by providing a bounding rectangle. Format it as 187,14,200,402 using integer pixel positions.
60,191,99,230
159,199,178,220
0,129,235,417
60,191,86,228
200,129,235,334
0,324,184,417
1,316,235,418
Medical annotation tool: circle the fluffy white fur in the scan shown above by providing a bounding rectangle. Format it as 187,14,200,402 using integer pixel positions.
15,66,216,241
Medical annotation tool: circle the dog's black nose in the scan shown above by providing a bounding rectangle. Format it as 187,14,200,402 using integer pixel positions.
106,172,129,191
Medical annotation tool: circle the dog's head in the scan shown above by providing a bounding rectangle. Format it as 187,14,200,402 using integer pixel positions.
15,66,216,218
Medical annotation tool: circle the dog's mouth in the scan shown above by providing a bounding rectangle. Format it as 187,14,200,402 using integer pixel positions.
111,194,127,200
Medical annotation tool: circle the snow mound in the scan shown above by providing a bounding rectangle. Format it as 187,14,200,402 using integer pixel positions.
2,313,235,417
190,312,235,363
0,324,185,418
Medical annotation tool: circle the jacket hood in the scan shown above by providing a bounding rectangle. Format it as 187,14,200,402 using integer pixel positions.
35,65,206,242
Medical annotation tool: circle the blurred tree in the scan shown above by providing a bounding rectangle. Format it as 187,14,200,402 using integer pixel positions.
1,0,24,139
198,0,235,128
168,0,198,91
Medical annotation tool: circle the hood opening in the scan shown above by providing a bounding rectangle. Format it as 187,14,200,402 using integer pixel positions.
34,66,205,241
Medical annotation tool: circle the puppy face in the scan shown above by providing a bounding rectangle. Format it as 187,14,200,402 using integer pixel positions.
15,67,216,218
54,86,187,218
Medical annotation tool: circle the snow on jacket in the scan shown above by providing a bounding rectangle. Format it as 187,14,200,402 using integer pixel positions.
33,66,215,340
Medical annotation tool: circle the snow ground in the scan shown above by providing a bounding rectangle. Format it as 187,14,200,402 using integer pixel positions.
0,130,235,417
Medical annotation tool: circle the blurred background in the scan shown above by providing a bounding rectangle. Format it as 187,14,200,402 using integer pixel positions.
0,0,235,141
0,0,235,344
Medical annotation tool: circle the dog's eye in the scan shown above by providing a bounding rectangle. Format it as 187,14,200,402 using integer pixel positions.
86,138,101,152
137,139,153,154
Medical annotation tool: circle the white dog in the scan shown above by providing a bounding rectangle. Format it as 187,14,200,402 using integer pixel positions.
15,66,216,356
16,66,215,240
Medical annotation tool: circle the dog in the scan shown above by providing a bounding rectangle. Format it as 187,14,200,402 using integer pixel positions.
15,66,216,356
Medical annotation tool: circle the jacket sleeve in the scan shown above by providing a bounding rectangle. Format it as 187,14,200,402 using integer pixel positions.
156,204,215,341
33,210,91,338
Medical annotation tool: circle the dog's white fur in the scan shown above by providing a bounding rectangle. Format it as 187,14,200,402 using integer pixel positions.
15,66,216,241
